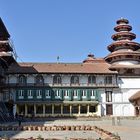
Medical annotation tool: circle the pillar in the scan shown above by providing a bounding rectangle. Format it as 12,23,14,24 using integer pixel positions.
78,104,81,115
25,104,27,116
61,104,63,115
13,104,17,118
87,104,89,115
52,104,54,115
70,105,72,115
43,104,45,117
34,104,36,117
96,104,101,116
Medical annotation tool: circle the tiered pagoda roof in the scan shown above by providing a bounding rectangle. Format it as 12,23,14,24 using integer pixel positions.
105,18,140,67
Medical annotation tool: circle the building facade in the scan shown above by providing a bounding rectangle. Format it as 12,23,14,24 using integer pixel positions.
0,18,140,119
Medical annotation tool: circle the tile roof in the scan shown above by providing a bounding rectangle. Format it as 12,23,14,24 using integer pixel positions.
7,59,117,74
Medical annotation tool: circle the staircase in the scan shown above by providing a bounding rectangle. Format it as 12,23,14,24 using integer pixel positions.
0,101,14,122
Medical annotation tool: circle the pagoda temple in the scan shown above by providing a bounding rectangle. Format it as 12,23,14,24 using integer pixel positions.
105,18,140,74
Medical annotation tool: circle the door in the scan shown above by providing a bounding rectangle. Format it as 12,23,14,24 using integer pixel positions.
135,107,139,116
106,104,113,115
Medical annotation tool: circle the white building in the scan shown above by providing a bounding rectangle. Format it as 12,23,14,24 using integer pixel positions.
0,18,140,119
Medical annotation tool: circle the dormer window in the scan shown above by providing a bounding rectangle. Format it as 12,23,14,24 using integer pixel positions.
71,76,79,85
35,75,44,85
18,75,27,85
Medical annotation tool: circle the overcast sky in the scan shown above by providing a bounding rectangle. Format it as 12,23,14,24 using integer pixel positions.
1,0,140,62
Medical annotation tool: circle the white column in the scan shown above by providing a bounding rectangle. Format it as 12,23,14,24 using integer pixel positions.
96,104,101,116
13,104,17,118
34,104,36,117
87,104,89,115
61,104,63,115
70,105,72,115
25,104,27,116
43,104,45,117
52,104,54,115
78,105,81,115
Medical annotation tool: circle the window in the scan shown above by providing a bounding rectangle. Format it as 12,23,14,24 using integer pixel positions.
105,76,112,84
19,75,26,85
88,76,96,84
45,90,51,98
35,75,44,85
36,90,42,99
55,90,60,98
106,91,112,102
82,90,86,97
73,90,78,98
53,75,61,84
27,90,33,99
71,76,79,84
18,90,24,99
64,90,69,97
91,90,95,96
90,90,95,99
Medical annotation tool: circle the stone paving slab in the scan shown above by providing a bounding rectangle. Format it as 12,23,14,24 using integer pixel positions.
0,131,100,139
0,119,140,140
